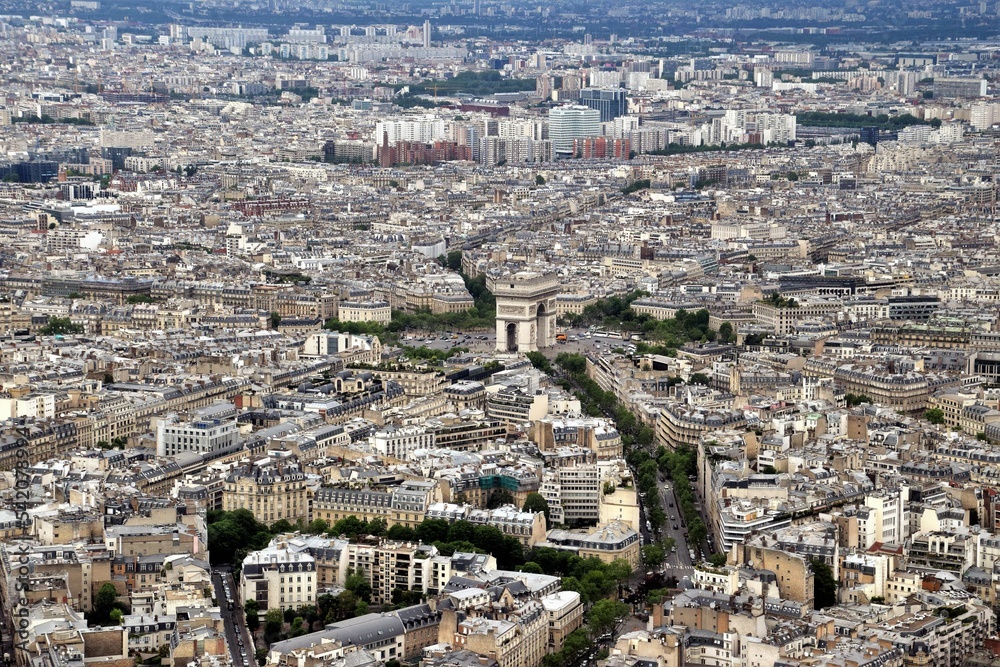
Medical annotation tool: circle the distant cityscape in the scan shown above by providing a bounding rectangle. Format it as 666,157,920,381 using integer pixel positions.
0,3,997,667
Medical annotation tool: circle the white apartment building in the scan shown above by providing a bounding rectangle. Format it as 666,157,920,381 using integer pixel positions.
0,392,55,421
858,489,907,548
693,564,740,594
240,546,317,613
540,465,601,524
971,102,1000,130
374,116,448,146
548,105,601,156
369,425,434,460
711,110,796,145
716,500,792,551
540,590,584,653
343,541,453,603
182,26,269,49
155,405,239,457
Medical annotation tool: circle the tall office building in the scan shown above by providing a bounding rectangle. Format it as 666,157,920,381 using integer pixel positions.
896,70,917,96
422,20,431,48
578,88,627,122
932,77,987,99
549,105,601,157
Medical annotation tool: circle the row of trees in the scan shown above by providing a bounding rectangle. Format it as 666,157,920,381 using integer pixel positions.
40,317,84,336
210,496,551,574
621,179,651,195
795,111,935,130
553,342,724,569
646,141,770,157
552,352,673,565
402,344,469,363
635,456,666,538
322,271,497,343
13,114,94,125
554,352,616,419
554,353,656,452
640,538,678,571
404,70,537,97
525,351,554,375
384,517,527,569
559,290,647,329
652,446,709,549
600,308,729,352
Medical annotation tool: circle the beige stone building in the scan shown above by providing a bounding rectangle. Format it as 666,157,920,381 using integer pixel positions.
751,300,842,335
1,542,112,612
454,601,547,667
555,293,597,316
223,456,311,525
338,300,392,325
424,503,548,547
532,416,623,460
737,543,814,607
312,480,438,529
599,488,641,532
540,591,583,654
540,521,640,568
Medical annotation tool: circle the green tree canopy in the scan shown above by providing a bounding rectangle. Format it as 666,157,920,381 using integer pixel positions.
40,316,84,336
641,544,665,570
525,351,554,375
924,408,945,425
345,570,372,602
522,492,550,525
447,520,476,543
487,489,515,508
386,523,417,541
810,557,838,609
91,583,119,624
416,518,451,544
263,608,283,641
587,599,630,640
207,509,274,565
244,599,260,632
306,519,329,534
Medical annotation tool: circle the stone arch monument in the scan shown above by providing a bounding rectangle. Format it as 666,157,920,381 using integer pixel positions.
488,272,559,353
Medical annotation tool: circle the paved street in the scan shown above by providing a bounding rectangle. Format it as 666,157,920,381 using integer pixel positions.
657,480,697,584
213,568,254,667
658,481,693,567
